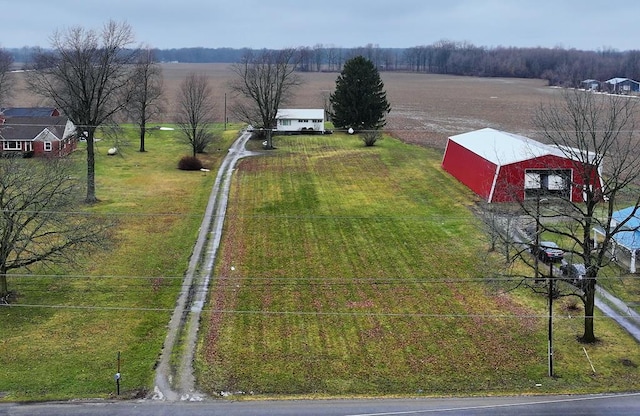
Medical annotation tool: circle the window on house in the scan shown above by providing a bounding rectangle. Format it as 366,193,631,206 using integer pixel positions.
3,141,21,150
280,119,291,126
44,142,52,151
298,119,309,123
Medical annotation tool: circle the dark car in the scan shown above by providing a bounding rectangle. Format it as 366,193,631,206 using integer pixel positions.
532,241,564,263
560,263,587,287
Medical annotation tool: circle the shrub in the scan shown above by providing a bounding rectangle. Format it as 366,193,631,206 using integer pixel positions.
178,155,203,171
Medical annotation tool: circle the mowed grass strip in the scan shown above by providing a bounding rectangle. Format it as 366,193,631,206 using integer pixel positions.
0,125,239,401
198,134,640,396
195,135,551,396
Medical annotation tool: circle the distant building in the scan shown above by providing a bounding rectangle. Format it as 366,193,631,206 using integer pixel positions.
275,109,325,133
580,79,601,91
605,77,640,94
441,128,603,203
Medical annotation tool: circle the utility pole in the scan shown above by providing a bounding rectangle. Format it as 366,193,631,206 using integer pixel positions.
548,261,554,377
115,351,121,395
534,197,547,282
535,197,541,281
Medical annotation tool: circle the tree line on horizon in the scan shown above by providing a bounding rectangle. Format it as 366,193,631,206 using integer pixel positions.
7,40,640,87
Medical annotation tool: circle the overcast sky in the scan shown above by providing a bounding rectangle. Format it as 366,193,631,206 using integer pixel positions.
5,0,639,51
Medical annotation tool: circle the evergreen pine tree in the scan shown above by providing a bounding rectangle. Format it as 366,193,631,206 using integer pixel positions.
330,56,391,132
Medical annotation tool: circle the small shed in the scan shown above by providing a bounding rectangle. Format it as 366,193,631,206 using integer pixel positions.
441,128,602,203
275,109,325,133
581,79,601,91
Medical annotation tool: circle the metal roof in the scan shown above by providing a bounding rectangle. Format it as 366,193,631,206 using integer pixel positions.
447,127,564,166
605,77,640,85
611,206,640,250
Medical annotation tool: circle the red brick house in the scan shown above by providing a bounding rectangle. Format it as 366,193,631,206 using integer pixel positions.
0,116,78,157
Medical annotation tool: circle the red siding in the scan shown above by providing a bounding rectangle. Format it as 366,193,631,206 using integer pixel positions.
491,155,599,203
442,139,498,201
443,142,601,203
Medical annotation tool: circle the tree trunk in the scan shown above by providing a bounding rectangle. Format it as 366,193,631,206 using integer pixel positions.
85,130,98,204
265,129,274,150
0,272,7,298
582,281,597,343
139,128,146,152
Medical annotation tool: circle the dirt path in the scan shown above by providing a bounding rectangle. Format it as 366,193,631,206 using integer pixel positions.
153,131,258,401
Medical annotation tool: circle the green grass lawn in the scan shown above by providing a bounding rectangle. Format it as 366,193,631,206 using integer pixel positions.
0,125,240,401
2,128,639,402
196,134,640,397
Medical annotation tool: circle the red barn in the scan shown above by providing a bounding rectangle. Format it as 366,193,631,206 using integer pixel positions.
441,128,602,203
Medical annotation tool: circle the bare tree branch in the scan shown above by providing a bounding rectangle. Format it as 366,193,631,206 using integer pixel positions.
0,157,112,300
127,47,164,152
0,48,14,105
229,48,302,149
520,89,640,343
25,20,139,203
175,72,217,157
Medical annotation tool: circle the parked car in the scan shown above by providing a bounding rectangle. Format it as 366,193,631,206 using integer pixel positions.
532,241,564,263
560,263,587,287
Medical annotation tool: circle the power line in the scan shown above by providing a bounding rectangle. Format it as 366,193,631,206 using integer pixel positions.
2,303,632,319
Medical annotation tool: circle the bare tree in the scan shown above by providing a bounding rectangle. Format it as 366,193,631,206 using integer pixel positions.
127,47,164,152
526,89,640,343
26,20,139,203
176,72,217,157
0,48,13,105
313,44,324,72
229,48,302,149
0,157,112,301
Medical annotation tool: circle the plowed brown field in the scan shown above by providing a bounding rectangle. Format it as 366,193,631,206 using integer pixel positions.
9,63,559,150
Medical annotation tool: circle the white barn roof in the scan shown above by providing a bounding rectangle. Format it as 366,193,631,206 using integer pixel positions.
276,109,324,120
605,77,639,85
448,127,564,166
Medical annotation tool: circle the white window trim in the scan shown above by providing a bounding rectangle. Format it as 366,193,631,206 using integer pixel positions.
3,141,21,150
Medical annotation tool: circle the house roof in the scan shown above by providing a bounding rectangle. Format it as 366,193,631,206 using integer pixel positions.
1,107,59,117
0,116,69,141
605,77,640,85
611,206,640,250
447,127,565,166
276,109,324,120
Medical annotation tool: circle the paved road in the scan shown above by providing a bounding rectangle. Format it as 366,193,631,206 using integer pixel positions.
2,393,639,415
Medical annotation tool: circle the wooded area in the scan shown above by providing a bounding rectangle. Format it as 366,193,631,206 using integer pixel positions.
10,41,640,87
